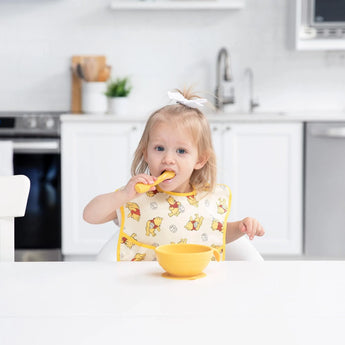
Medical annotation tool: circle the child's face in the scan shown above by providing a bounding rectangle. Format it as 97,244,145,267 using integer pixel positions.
144,121,206,193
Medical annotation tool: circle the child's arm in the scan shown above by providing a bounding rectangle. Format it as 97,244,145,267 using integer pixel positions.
226,217,265,243
83,174,156,224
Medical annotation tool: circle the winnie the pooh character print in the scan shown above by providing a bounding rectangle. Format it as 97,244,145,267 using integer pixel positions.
126,202,140,221
184,214,204,231
145,217,163,237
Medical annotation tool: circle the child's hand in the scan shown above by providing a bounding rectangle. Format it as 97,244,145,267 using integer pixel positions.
239,217,265,240
123,174,157,199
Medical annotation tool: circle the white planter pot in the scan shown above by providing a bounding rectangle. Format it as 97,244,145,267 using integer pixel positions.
82,82,107,114
108,97,129,116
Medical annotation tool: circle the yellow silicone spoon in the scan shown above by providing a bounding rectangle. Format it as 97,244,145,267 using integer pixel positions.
135,171,175,193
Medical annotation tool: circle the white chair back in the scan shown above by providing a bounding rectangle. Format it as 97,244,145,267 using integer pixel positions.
0,175,30,262
225,236,264,261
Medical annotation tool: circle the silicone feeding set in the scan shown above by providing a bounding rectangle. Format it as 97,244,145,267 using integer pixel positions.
155,244,220,280
135,171,220,280
135,171,175,193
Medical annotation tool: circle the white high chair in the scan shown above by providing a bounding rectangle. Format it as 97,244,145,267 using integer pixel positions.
97,231,264,262
0,175,30,262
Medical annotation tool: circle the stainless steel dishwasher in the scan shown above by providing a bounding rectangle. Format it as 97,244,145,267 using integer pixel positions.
305,122,345,258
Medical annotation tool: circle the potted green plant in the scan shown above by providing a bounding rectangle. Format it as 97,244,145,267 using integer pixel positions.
105,77,132,115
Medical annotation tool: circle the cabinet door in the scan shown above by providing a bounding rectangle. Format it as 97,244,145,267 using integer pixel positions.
210,123,233,185
212,122,303,255
61,122,143,257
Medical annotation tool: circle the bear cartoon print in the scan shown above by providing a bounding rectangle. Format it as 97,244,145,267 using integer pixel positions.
117,185,231,261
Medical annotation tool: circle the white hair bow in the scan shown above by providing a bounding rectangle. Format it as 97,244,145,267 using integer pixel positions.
167,91,207,109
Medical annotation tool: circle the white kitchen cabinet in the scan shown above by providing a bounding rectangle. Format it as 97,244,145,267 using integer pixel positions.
62,117,303,259
61,121,143,260
210,122,303,256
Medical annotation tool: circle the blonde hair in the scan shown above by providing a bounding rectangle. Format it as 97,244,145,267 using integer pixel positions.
131,88,217,192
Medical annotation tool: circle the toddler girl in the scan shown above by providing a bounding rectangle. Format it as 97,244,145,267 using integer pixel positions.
83,89,265,261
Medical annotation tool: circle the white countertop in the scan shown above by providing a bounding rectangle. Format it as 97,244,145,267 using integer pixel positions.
1,261,345,345
61,111,345,123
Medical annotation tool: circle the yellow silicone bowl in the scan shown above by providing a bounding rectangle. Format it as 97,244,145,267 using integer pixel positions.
155,244,220,278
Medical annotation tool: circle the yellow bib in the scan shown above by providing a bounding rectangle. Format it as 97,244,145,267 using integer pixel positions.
117,184,231,261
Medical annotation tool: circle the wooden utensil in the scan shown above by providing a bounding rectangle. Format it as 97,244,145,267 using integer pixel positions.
135,171,175,193
76,63,85,80
71,55,106,114
98,65,112,82
83,57,99,82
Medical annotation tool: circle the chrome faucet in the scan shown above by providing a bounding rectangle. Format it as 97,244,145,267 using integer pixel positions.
215,47,235,111
245,67,259,113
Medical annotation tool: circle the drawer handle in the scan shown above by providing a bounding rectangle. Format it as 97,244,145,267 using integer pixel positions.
311,127,345,138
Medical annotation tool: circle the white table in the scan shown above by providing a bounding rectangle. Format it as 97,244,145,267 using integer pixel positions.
1,261,345,345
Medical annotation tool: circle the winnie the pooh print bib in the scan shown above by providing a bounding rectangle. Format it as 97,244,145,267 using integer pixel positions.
117,184,231,261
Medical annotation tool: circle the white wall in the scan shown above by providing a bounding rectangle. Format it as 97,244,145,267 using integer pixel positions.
0,0,344,115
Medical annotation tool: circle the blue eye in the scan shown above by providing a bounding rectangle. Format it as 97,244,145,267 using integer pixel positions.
177,148,186,154
155,146,164,152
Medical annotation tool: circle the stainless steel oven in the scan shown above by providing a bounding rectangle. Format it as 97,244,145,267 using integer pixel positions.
0,112,64,261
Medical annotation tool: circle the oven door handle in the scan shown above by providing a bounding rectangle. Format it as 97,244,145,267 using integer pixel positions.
12,139,60,153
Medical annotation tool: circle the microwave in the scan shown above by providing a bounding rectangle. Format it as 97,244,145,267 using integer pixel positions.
309,0,345,28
